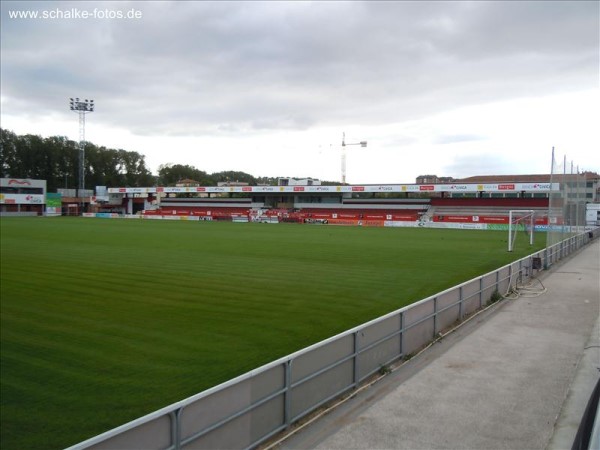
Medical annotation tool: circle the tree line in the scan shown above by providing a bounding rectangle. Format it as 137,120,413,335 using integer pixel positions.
0,129,337,192
155,164,281,187
1,129,154,192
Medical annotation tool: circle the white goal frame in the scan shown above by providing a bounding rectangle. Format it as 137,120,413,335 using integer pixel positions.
508,210,535,252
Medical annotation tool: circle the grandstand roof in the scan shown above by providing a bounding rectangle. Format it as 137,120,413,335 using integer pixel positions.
109,181,559,195
459,174,550,183
459,172,599,183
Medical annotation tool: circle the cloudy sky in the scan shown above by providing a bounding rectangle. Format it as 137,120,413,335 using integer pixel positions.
1,1,598,184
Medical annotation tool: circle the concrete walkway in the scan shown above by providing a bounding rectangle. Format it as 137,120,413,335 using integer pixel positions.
277,241,600,450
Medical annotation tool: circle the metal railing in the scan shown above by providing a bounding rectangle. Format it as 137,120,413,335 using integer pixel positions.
67,228,599,450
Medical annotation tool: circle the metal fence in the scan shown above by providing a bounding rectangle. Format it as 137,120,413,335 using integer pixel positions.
67,228,599,450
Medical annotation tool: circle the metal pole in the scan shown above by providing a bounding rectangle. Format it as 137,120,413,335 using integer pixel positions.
399,312,404,357
353,331,359,387
433,297,438,337
530,211,534,246
284,361,292,426
563,154,567,238
340,132,367,185
479,277,483,308
79,111,85,192
508,210,513,252
546,147,554,262
341,133,346,185
70,98,94,214
576,165,580,233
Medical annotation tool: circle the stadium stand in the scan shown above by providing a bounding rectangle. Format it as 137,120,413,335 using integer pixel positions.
118,174,597,227
428,197,549,224
140,196,551,226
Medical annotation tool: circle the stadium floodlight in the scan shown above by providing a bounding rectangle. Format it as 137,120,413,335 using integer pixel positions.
69,97,95,212
341,132,367,184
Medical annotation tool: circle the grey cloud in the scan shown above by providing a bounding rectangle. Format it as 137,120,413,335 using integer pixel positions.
1,1,598,136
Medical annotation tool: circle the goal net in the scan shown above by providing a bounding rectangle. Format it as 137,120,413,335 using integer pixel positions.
508,210,535,252
547,149,588,248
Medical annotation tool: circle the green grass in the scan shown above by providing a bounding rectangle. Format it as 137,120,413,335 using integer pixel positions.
0,217,543,449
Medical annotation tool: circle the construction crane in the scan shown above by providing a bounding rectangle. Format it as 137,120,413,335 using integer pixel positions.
341,132,367,184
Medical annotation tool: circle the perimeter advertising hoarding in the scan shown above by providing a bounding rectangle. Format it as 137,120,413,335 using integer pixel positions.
1,178,47,206
1,178,46,189
46,193,62,215
76,213,553,232
107,183,560,195
0,194,45,204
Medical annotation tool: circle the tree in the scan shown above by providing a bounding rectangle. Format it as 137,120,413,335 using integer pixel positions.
157,164,210,186
211,170,257,185
0,128,333,190
0,128,155,191
0,129,18,178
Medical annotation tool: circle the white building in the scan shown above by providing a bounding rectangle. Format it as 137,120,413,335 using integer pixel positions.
278,177,321,186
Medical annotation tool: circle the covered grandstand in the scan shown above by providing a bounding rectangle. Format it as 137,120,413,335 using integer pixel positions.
104,178,573,229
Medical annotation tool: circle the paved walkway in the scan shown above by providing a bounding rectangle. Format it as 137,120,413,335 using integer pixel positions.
277,240,600,450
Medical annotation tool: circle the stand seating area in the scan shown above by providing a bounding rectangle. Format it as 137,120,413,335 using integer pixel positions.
141,196,549,226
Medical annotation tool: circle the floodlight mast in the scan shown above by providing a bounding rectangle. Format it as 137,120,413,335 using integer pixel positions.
341,132,367,184
69,98,94,206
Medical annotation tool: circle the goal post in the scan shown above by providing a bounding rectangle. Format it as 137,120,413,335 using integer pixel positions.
508,210,535,252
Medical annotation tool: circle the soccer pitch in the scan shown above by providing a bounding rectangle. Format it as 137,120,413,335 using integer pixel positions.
0,217,544,449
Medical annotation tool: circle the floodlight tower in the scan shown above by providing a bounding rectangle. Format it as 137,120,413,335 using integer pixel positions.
341,132,367,184
69,97,94,193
